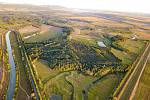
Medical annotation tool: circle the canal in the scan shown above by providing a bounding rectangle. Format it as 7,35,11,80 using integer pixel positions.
6,31,16,100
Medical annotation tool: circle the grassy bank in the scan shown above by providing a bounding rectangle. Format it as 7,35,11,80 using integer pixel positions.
134,54,150,99
9,32,33,99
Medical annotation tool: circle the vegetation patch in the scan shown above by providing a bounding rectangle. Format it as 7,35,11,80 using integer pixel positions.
33,59,60,84
88,74,119,100
43,72,73,100
66,71,97,100
134,56,150,100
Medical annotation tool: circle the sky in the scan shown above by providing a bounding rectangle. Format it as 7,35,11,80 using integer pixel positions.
1,0,150,14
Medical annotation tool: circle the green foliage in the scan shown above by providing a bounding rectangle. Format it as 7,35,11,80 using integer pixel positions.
88,74,119,100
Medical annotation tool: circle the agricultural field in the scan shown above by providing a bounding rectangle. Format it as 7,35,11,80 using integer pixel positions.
33,59,61,84
32,61,120,100
111,39,146,65
0,3,149,100
88,74,119,100
134,55,150,100
19,24,63,43
19,6,148,99
66,71,97,100
43,72,72,100
117,43,150,100
9,32,33,99
0,30,9,99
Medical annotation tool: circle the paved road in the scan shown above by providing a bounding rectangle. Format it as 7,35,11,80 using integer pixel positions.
118,43,150,100
129,46,150,99
6,31,16,100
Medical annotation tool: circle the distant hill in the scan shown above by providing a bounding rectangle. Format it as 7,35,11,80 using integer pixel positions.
0,3,69,11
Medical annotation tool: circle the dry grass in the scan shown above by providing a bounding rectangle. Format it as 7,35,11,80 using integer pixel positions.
33,59,60,83
88,74,119,100
43,72,72,100
19,25,39,36
40,24,62,34
111,48,133,64
67,16,132,28
131,29,150,40
134,56,150,100
66,71,97,100
21,24,63,42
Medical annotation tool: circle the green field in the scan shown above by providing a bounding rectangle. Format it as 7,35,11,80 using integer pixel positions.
111,39,146,65
9,32,33,99
43,72,73,100
21,25,63,43
33,59,60,84
24,24,147,100
119,43,149,100
24,30,62,43
0,4,150,100
111,48,133,64
33,60,120,100
88,74,119,100
117,39,145,54
134,56,150,100
66,71,97,100
33,60,72,99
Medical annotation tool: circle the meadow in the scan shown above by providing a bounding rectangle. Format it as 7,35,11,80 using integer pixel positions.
32,60,120,100
0,4,149,99
134,55,150,99
88,74,119,100
22,15,147,99
9,32,33,99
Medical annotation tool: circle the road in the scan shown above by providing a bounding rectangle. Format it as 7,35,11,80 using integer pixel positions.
5,31,16,100
16,32,42,100
116,42,150,100
0,32,9,99
0,33,4,99
129,48,150,99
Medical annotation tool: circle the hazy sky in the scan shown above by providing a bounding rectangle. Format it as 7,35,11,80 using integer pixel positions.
1,0,150,13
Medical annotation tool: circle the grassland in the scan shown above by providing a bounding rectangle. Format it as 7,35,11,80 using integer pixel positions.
33,60,72,99
88,74,119,100
111,39,146,65
66,71,97,100
19,25,39,37
23,15,147,100
118,43,150,100
116,39,146,54
34,64,120,100
9,32,33,99
33,59,60,84
134,55,150,100
32,59,120,100
67,16,133,28
111,48,133,64
20,24,63,43
0,4,149,100
0,32,9,99
131,28,150,40
43,72,73,100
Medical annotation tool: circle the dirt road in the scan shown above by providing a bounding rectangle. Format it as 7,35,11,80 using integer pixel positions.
0,33,9,99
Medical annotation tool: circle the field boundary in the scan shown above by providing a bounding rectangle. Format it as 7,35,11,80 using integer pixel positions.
129,48,150,99
113,42,150,99
0,32,9,100
15,30,43,100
